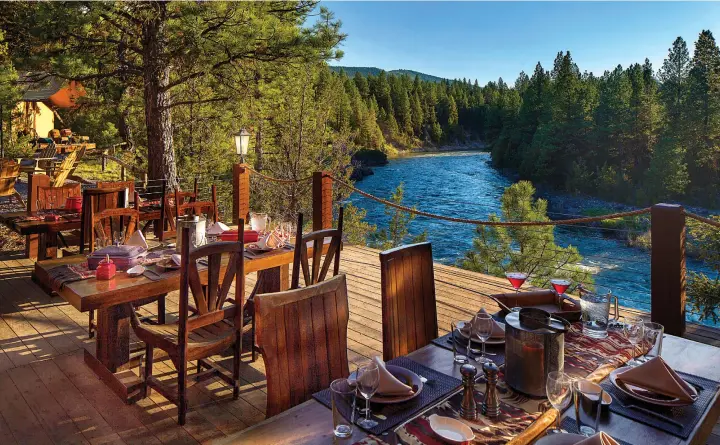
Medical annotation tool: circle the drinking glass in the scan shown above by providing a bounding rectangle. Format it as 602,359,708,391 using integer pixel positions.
472,313,493,364
546,371,574,435
578,285,618,339
356,362,380,429
505,272,527,293
640,322,663,363
623,316,645,367
551,278,571,297
450,321,468,364
330,378,356,438
573,379,603,437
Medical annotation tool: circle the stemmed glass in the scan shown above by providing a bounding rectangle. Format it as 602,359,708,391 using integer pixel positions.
506,272,528,293
551,278,571,297
546,371,574,435
623,316,645,367
471,313,493,364
356,362,380,429
450,321,468,364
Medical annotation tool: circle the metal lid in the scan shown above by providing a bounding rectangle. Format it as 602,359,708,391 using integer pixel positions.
505,308,569,333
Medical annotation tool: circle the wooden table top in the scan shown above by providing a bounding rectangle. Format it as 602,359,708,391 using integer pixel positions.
218,335,720,445
0,210,81,234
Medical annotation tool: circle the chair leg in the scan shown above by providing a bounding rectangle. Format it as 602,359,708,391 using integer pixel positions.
157,296,166,324
143,343,154,398
88,310,95,338
233,331,241,400
14,192,25,208
178,359,188,425
251,314,257,363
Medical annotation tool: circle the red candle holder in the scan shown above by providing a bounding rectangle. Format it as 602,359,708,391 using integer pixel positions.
44,214,60,222
96,258,116,280
65,196,82,212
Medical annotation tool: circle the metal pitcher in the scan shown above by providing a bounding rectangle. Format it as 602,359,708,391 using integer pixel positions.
250,212,271,233
175,215,206,252
577,285,618,339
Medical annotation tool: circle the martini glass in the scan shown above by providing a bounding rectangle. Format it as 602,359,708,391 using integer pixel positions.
505,272,528,293
551,278,571,296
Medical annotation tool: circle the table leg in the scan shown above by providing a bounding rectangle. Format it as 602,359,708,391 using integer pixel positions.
37,233,47,261
24,234,40,259
256,264,290,294
95,304,131,372
45,232,58,259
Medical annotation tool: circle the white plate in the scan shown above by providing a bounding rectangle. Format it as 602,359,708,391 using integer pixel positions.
428,414,474,444
609,367,696,407
350,365,423,404
535,433,587,445
456,320,505,345
126,265,145,277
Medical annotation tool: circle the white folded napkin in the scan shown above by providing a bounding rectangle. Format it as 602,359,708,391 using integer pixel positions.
207,221,229,235
461,308,505,339
372,356,413,396
171,254,181,266
125,230,148,249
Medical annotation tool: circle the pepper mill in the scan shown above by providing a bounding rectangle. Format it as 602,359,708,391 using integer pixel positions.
459,364,478,420
482,361,501,418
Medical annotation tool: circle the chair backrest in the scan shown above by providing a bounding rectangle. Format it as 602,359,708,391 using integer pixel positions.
255,274,350,417
88,206,140,251
97,180,135,208
175,185,219,224
38,144,57,159
51,151,77,187
80,187,133,253
379,242,438,361
178,224,245,347
36,183,81,210
0,160,19,198
290,207,344,289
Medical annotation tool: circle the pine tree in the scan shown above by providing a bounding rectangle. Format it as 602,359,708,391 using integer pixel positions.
659,37,690,127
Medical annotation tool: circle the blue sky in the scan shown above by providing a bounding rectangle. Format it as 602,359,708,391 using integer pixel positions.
323,2,720,84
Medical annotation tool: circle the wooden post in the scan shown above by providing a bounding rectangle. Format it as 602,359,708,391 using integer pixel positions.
120,165,126,181
101,149,107,171
651,203,686,336
232,163,250,226
25,173,51,259
312,171,332,231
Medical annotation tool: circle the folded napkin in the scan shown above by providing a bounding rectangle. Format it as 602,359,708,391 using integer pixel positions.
126,230,148,249
576,432,620,445
207,221,230,235
90,245,146,258
461,308,505,339
616,356,697,403
171,254,181,266
369,356,413,396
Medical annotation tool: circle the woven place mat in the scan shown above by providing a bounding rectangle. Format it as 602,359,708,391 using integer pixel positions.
599,370,719,439
559,417,633,445
431,332,506,367
312,357,461,435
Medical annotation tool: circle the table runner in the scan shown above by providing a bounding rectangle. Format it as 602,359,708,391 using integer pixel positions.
600,370,720,439
312,357,461,435
47,262,96,289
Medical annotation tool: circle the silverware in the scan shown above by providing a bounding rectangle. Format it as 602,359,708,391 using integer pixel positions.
447,336,497,356
616,399,683,429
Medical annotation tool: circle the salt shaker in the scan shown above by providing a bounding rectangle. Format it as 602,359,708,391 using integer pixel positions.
482,361,500,418
459,364,477,420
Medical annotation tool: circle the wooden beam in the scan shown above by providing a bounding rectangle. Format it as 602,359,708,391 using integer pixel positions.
312,171,332,231
24,173,51,259
232,163,250,226
650,203,686,336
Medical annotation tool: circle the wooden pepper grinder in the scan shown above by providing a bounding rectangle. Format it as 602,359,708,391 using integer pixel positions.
459,363,477,420
482,361,500,418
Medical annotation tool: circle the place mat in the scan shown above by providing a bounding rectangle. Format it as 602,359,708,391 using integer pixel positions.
395,387,541,445
559,417,633,445
5,214,46,223
352,436,391,445
600,370,720,439
47,263,95,289
312,357,461,435
431,332,506,367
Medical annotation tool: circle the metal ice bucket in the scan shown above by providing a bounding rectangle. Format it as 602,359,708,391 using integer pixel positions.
504,308,570,397
175,215,206,252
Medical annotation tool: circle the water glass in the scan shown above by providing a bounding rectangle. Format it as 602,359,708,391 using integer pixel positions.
450,321,468,364
623,316,645,367
472,313,493,364
641,322,664,362
546,371,573,435
573,379,603,437
356,362,380,429
330,378,356,438
579,285,617,339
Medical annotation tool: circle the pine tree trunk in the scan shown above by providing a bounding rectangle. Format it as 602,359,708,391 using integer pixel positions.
142,9,177,188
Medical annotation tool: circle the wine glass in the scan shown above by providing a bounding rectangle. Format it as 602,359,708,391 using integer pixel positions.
623,316,645,367
355,362,380,429
551,278,571,297
546,371,574,435
472,313,494,364
506,272,527,293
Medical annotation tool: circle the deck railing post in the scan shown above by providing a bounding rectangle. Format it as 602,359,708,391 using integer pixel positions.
312,171,332,231
650,203,686,336
233,163,250,226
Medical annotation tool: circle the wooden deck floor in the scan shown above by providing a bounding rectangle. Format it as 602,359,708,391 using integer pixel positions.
0,244,718,444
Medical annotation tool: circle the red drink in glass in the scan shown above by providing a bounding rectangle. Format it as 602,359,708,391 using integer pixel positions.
551,279,571,295
505,272,528,291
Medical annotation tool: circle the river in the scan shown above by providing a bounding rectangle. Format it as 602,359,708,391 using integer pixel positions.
348,151,716,326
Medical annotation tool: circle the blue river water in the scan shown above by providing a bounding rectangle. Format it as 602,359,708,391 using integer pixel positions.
347,151,716,326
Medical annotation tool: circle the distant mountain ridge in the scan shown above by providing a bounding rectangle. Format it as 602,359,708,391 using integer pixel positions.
329,66,445,83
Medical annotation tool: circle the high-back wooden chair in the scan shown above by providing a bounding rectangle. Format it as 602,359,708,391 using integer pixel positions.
97,180,135,208
174,185,219,225
131,225,246,425
290,207,344,289
36,183,82,210
66,145,88,182
255,274,350,417
49,151,77,187
379,242,438,361
0,160,24,207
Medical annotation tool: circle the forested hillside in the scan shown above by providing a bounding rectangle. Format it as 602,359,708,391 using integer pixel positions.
329,66,445,83
485,31,720,207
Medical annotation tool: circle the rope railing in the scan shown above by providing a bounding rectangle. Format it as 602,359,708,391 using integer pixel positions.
685,211,720,229
325,173,651,227
245,166,313,184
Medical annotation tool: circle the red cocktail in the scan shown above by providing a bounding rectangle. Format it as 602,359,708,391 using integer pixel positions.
551,278,571,296
505,272,528,291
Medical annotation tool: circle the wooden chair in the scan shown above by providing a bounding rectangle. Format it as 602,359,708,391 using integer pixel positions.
17,144,58,174
174,185,219,225
0,160,25,207
290,207,344,289
255,273,350,417
36,183,82,210
48,150,77,187
131,225,246,425
379,242,438,361
66,145,89,182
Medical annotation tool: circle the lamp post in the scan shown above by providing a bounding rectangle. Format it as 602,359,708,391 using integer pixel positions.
234,128,251,164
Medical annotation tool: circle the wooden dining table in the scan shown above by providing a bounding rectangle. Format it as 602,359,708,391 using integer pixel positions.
219,334,720,445
33,241,315,403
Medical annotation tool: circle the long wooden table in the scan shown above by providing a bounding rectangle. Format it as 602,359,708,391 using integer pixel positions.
219,335,720,445
33,245,303,403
